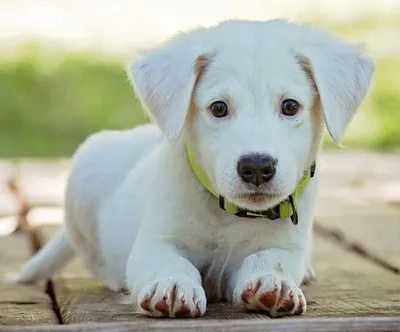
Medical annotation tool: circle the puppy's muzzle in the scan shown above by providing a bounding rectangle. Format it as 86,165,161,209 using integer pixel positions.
237,154,277,186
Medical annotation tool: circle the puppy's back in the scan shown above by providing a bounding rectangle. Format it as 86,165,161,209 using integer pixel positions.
66,124,163,208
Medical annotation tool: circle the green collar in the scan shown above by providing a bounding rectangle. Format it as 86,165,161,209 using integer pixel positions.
186,145,315,225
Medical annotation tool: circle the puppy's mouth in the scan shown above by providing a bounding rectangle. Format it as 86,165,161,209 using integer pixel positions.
236,191,281,204
218,186,289,211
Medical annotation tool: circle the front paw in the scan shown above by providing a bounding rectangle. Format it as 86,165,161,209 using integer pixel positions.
233,274,306,317
137,277,207,318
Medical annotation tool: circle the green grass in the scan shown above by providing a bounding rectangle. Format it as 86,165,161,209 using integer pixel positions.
1,16,400,157
0,46,148,157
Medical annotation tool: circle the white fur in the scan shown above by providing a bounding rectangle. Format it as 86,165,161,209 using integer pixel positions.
11,19,374,318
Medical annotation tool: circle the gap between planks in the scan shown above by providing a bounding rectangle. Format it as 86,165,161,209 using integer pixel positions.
30,228,64,325
12,225,65,324
313,221,400,275
5,167,64,324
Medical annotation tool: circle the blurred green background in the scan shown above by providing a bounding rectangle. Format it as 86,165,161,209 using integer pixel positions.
1,13,399,157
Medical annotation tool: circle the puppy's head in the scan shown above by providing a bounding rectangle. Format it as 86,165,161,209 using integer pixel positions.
129,20,375,211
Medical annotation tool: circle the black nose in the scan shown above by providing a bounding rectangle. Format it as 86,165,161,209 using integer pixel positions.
237,154,277,186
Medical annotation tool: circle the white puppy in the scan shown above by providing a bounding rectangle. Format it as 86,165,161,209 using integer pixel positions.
13,19,374,318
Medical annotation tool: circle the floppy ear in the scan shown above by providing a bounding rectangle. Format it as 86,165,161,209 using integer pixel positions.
297,38,375,144
128,40,209,141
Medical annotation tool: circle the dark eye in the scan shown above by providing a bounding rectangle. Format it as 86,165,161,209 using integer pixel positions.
281,99,300,116
210,101,228,118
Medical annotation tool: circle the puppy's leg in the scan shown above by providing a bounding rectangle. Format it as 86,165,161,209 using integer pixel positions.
230,248,307,317
126,240,206,318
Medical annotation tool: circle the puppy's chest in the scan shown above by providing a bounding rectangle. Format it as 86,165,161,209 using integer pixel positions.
174,197,295,271
200,217,287,300
178,213,268,268
211,219,274,257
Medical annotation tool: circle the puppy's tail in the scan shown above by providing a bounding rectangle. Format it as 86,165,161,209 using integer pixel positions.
8,230,75,284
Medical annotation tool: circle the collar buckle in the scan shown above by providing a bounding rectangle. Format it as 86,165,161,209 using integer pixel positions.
288,195,298,225
219,195,281,220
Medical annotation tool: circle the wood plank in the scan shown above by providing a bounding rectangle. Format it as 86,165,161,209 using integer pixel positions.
1,317,400,332
0,232,59,325
315,202,400,270
304,237,400,317
39,224,400,324
17,159,70,207
317,151,400,210
316,151,400,271
0,161,18,219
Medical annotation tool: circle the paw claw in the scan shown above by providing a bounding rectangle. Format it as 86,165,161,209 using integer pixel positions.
234,275,306,317
139,295,151,311
241,288,255,304
175,304,191,318
277,299,295,313
137,278,206,318
155,299,169,315
194,304,202,317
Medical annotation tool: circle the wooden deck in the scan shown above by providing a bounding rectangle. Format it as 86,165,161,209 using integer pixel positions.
1,151,399,331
